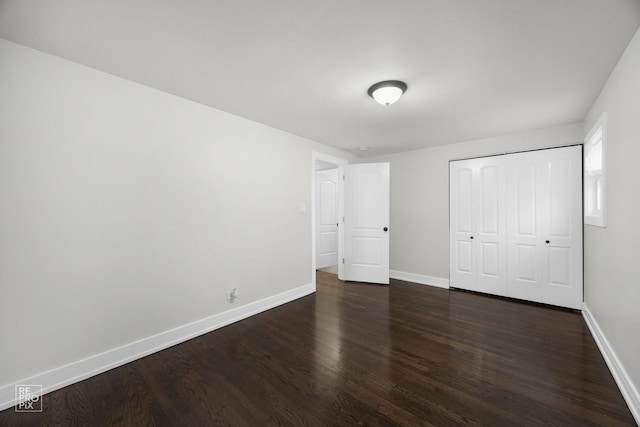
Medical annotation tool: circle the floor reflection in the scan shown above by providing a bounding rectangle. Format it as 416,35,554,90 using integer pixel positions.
313,271,390,400
304,271,632,425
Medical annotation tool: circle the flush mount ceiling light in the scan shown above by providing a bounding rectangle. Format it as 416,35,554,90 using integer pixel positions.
367,80,408,106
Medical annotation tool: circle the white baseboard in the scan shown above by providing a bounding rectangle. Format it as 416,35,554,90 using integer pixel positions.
0,283,314,412
389,270,450,289
582,303,640,425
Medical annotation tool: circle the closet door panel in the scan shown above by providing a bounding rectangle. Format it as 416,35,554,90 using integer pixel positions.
480,165,500,234
475,159,507,296
450,161,476,290
547,158,573,237
516,161,537,236
515,244,537,281
540,146,583,309
507,157,543,303
456,241,473,272
480,242,499,275
548,247,571,285
457,168,473,233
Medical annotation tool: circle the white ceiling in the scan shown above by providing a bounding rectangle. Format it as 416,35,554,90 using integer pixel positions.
1,1,639,157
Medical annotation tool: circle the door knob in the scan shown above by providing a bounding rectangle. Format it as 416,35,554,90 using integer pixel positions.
470,236,474,240
383,227,388,232
545,240,550,244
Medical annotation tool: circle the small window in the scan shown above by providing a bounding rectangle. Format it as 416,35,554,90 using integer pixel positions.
584,113,606,227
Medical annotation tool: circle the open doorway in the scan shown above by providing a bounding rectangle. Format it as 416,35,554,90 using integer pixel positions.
311,152,348,289
311,152,391,288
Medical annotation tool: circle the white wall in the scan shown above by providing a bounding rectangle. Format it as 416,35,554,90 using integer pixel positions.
583,28,640,401
369,123,583,281
0,39,354,388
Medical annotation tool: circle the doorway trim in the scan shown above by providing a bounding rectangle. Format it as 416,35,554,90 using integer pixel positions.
311,152,348,290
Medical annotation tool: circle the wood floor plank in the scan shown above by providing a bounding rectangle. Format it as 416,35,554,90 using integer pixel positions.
0,271,635,426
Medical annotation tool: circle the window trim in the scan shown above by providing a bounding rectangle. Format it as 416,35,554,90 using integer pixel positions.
584,112,607,227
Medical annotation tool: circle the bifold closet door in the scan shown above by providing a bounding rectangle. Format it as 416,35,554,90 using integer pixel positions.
449,156,507,295
506,146,583,309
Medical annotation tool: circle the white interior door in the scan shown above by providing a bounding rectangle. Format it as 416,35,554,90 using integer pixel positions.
449,157,507,294
449,160,476,290
315,170,338,269
506,156,542,303
507,146,583,309
341,163,390,284
474,156,507,296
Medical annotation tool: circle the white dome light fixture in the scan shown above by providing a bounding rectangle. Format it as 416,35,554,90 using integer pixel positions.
367,80,408,106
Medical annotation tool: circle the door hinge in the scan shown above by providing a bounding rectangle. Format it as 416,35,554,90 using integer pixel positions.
342,258,345,264
343,175,346,181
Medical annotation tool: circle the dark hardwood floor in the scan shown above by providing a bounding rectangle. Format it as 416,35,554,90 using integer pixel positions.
1,271,635,426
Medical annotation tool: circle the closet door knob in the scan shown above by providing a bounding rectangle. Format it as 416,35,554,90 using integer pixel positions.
470,236,474,240
545,240,550,244
383,227,388,232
